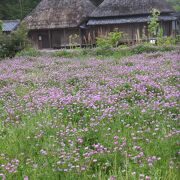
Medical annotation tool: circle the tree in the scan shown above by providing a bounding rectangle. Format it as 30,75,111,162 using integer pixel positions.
148,9,160,38
0,0,41,20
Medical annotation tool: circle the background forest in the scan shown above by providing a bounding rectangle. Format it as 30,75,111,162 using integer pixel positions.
0,0,179,20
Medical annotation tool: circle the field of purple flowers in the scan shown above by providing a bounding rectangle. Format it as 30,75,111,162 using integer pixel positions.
0,51,179,180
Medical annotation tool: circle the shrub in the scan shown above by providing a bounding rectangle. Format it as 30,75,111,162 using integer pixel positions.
176,35,180,44
96,29,123,48
158,45,175,52
164,36,176,46
96,29,123,57
112,48,132,59
52,50,74,58
157,28,164,46
95,47,114,57
131,44,156,54
17,48,42,57
0,24,29,59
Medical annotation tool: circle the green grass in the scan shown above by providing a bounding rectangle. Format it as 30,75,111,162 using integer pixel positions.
0,105,179,179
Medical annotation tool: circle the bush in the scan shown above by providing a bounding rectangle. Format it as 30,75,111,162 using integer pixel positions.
0,24,29,59
95,47,114,57
97,30,123,48
112,48,132,59
131,44,157,54
17,48,42,57
95,29,123,57
52,50,75,58
176,35,180,44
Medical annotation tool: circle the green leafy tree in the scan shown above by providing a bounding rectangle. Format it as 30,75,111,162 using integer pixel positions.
148,9,160,38
0,0,41,20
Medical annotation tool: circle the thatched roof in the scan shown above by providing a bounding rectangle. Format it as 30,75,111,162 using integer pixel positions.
91,0,174,18
24,0,96,30
90,0,104,6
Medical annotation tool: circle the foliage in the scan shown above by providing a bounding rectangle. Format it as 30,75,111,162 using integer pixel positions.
52,50,75,58
156,28,176,46
175,35,180,43
0,0,41,20
112,48,132,59
148,9,160,38
97,29,123,48
17,48,42,57
157,28,164,46
131,44,157,54
0,24,29,59
131,44,176,54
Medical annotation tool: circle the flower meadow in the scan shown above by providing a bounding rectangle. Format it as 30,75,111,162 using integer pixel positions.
0,52,179,180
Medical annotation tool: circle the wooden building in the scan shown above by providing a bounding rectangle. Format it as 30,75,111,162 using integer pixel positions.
24,0,100,49
173,12,180,35
87,0,177,44
24,0,177,49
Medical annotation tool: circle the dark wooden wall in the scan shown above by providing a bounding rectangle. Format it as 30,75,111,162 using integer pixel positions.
28,21,174,49
29,28,81,49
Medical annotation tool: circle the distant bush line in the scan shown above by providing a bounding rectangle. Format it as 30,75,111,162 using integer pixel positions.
16,44,179,59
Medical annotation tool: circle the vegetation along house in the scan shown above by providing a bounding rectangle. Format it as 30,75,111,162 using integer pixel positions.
24,0,177,49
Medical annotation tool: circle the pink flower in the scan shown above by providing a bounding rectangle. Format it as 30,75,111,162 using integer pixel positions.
24,176,28,180
113,136,119,140
114,141,118,145
0,174,5,180
108,176,116,180
145,176,151,180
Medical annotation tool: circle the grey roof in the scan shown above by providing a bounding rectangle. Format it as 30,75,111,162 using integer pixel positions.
173,12,180,17
2,20,20,32
91,0,174,18
87,15,177,25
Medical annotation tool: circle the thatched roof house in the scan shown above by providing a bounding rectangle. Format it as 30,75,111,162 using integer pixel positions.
25,0,96,30
87,0,177,44
24,0,98,49
90,0,173,17
24,0,177,49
